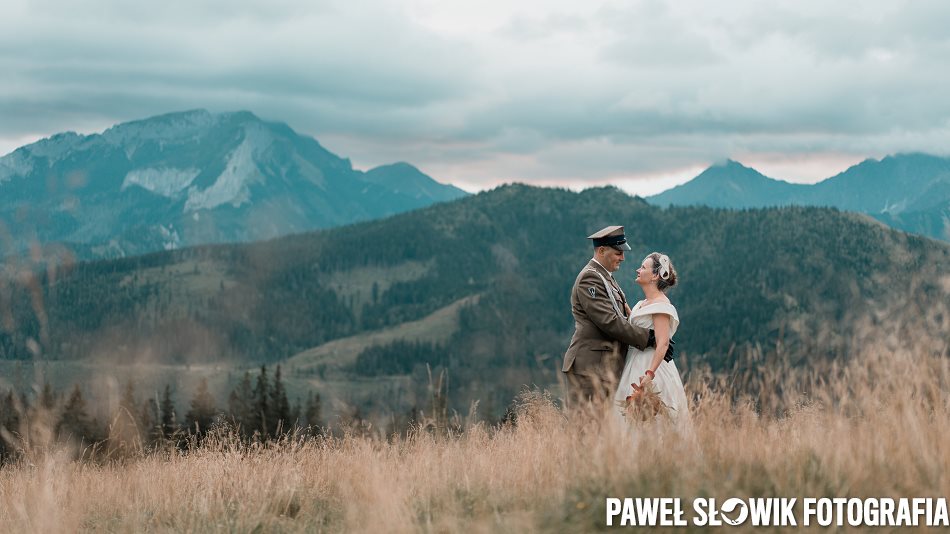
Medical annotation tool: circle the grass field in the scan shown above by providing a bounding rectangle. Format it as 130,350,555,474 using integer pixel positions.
1,326,948,532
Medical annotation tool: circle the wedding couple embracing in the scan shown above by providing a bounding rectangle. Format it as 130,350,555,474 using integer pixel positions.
562,225,690,431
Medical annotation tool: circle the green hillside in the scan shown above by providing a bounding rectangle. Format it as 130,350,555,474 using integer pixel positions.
2,184,948,417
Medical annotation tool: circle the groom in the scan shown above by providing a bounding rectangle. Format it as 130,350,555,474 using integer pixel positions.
562,226,667,406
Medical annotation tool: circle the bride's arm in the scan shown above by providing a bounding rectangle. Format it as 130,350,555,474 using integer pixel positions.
641,314,671,385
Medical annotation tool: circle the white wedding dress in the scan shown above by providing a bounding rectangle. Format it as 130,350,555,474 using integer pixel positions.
612,301,691,433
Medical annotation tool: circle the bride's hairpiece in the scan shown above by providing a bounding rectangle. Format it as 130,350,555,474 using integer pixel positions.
657,254,671,280
647,251,677,291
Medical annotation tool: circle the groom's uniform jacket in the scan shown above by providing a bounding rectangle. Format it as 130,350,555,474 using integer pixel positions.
562,259,651,380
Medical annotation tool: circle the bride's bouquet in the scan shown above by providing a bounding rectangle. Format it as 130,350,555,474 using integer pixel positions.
618,382,673,422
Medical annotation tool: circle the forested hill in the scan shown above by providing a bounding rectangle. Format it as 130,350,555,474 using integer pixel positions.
2,184,948,407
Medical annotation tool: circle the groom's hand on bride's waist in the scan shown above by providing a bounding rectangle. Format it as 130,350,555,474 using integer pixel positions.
647,329,676,362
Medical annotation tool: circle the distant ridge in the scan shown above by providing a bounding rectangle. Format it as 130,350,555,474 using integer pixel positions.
649,160,809,209
648,153,950,241
0,109,468,259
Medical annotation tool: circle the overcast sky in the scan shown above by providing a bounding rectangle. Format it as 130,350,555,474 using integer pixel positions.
3,0,950,194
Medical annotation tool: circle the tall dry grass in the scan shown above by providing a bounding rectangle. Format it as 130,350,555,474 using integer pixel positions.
1,318,949,532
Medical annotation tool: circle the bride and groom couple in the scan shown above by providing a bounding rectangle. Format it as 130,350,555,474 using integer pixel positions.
562,225,689,429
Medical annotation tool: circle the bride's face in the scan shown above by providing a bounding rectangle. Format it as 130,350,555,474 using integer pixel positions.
635,257,657,286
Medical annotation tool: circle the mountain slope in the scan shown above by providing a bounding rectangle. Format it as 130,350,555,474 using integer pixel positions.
806,153,950,213
0,110,467,259
649,160,809,208
3,185,948,415
648,153,950,241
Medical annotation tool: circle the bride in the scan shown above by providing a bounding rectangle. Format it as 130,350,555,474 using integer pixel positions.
613,252,691,432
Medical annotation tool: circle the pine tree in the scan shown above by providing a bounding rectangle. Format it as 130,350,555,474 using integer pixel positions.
140,394,159,445
0,390,22,462
253,366,269,437
227,371,254,436
290,397,302,429
304,391,322,429
185,378,217,438
113,380,141,440
269,365,291,435
120,381,138,418
57,385,98,444
39,381,57,410
159,384,179,439
114,381,143,445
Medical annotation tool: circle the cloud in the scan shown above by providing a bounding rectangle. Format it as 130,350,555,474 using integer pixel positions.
2,0,950,193
0,0,477,131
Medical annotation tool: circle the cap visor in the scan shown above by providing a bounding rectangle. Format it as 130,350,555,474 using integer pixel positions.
613,243,631,251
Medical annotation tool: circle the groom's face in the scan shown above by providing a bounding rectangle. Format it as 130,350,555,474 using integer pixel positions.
597,246,625,272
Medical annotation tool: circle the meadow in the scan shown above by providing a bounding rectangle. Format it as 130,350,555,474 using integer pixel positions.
1,312,948,534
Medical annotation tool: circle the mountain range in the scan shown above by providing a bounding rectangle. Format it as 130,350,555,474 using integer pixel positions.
649,154,950,241
0,110,467,259
3,108,948,264
3,185,947,417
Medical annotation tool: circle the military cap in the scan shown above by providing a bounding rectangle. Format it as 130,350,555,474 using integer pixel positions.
588,225,631,251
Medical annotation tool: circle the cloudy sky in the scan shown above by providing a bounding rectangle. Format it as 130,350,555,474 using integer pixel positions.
3,0,950,194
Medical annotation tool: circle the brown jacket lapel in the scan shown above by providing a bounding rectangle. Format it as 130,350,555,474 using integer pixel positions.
589,260,628,317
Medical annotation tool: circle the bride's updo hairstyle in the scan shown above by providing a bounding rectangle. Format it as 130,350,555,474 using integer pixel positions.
647,252,677,292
